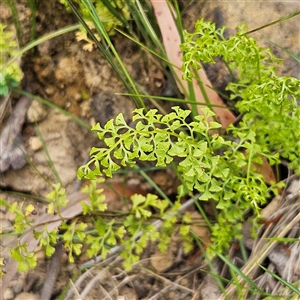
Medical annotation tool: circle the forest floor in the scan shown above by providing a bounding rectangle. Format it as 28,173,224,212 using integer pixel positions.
1,1,299,299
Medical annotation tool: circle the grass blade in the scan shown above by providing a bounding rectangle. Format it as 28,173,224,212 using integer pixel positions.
259,264,300,296
67,0,145,109
35,124,63,186
12,88,91,130
268,40,300,63
5,24,81,67
245,10,300,35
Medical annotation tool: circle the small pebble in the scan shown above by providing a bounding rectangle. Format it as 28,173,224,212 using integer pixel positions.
27,101,48,123
14,292,39,300
35,247,46,261
11,280,23,295
162,79,177,97
45,86,55,96
28,137,43,151
3,288,13,300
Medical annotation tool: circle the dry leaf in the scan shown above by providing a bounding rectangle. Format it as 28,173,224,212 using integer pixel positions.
150,0,277,185
150,0,236,128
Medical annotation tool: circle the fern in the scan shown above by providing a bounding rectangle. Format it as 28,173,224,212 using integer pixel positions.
78,106,281,253
181,19,300,173
4,19,299,275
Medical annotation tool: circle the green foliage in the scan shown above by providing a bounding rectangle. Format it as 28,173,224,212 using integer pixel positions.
75,21,298,258
0,24,23,95
11,242,37,272
46,183,69,217
61,220,87,263
86,217,123,259
181,19,300,173
34,227,58,257
9,202,36,234
5,179,191,272
81,178,107,213
8,202,38,272
3,18,299,279
8,196,61,272
78,106,282,254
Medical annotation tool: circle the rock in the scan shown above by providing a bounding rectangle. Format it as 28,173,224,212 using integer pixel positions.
90,91,135,125
28,136,43,151
150,244,175,272
3,288,14,300
0,3,11,19
35,247,46,261
27,101,48,123
198,259,222,299
11,279,24,295
0,219,12,230
190,211,211,245
0,96,31,172
118,286,137,300
14,293,39,300
287,178,300,195
1,108,93,195
54,57,82,85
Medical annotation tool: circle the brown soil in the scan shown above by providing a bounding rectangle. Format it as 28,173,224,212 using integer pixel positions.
1,1,299,299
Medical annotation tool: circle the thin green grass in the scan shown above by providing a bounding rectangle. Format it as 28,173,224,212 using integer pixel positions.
66,0,145,109
35,124,63,186
4,0,39,44
116,92,232,109
245,10,300,35
100,0,130,29
123,0,220,117
194,238,227,296
27,0,38,40
1,191,49,204
138,168,171,203
259,264,300,296
5,24,81,67
2,1,299,298
119,1,189,97
12,88,90,130
5,0,23,45
217,253,267,298
64,3,300,300
268,40,300,63
9,138,55,188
